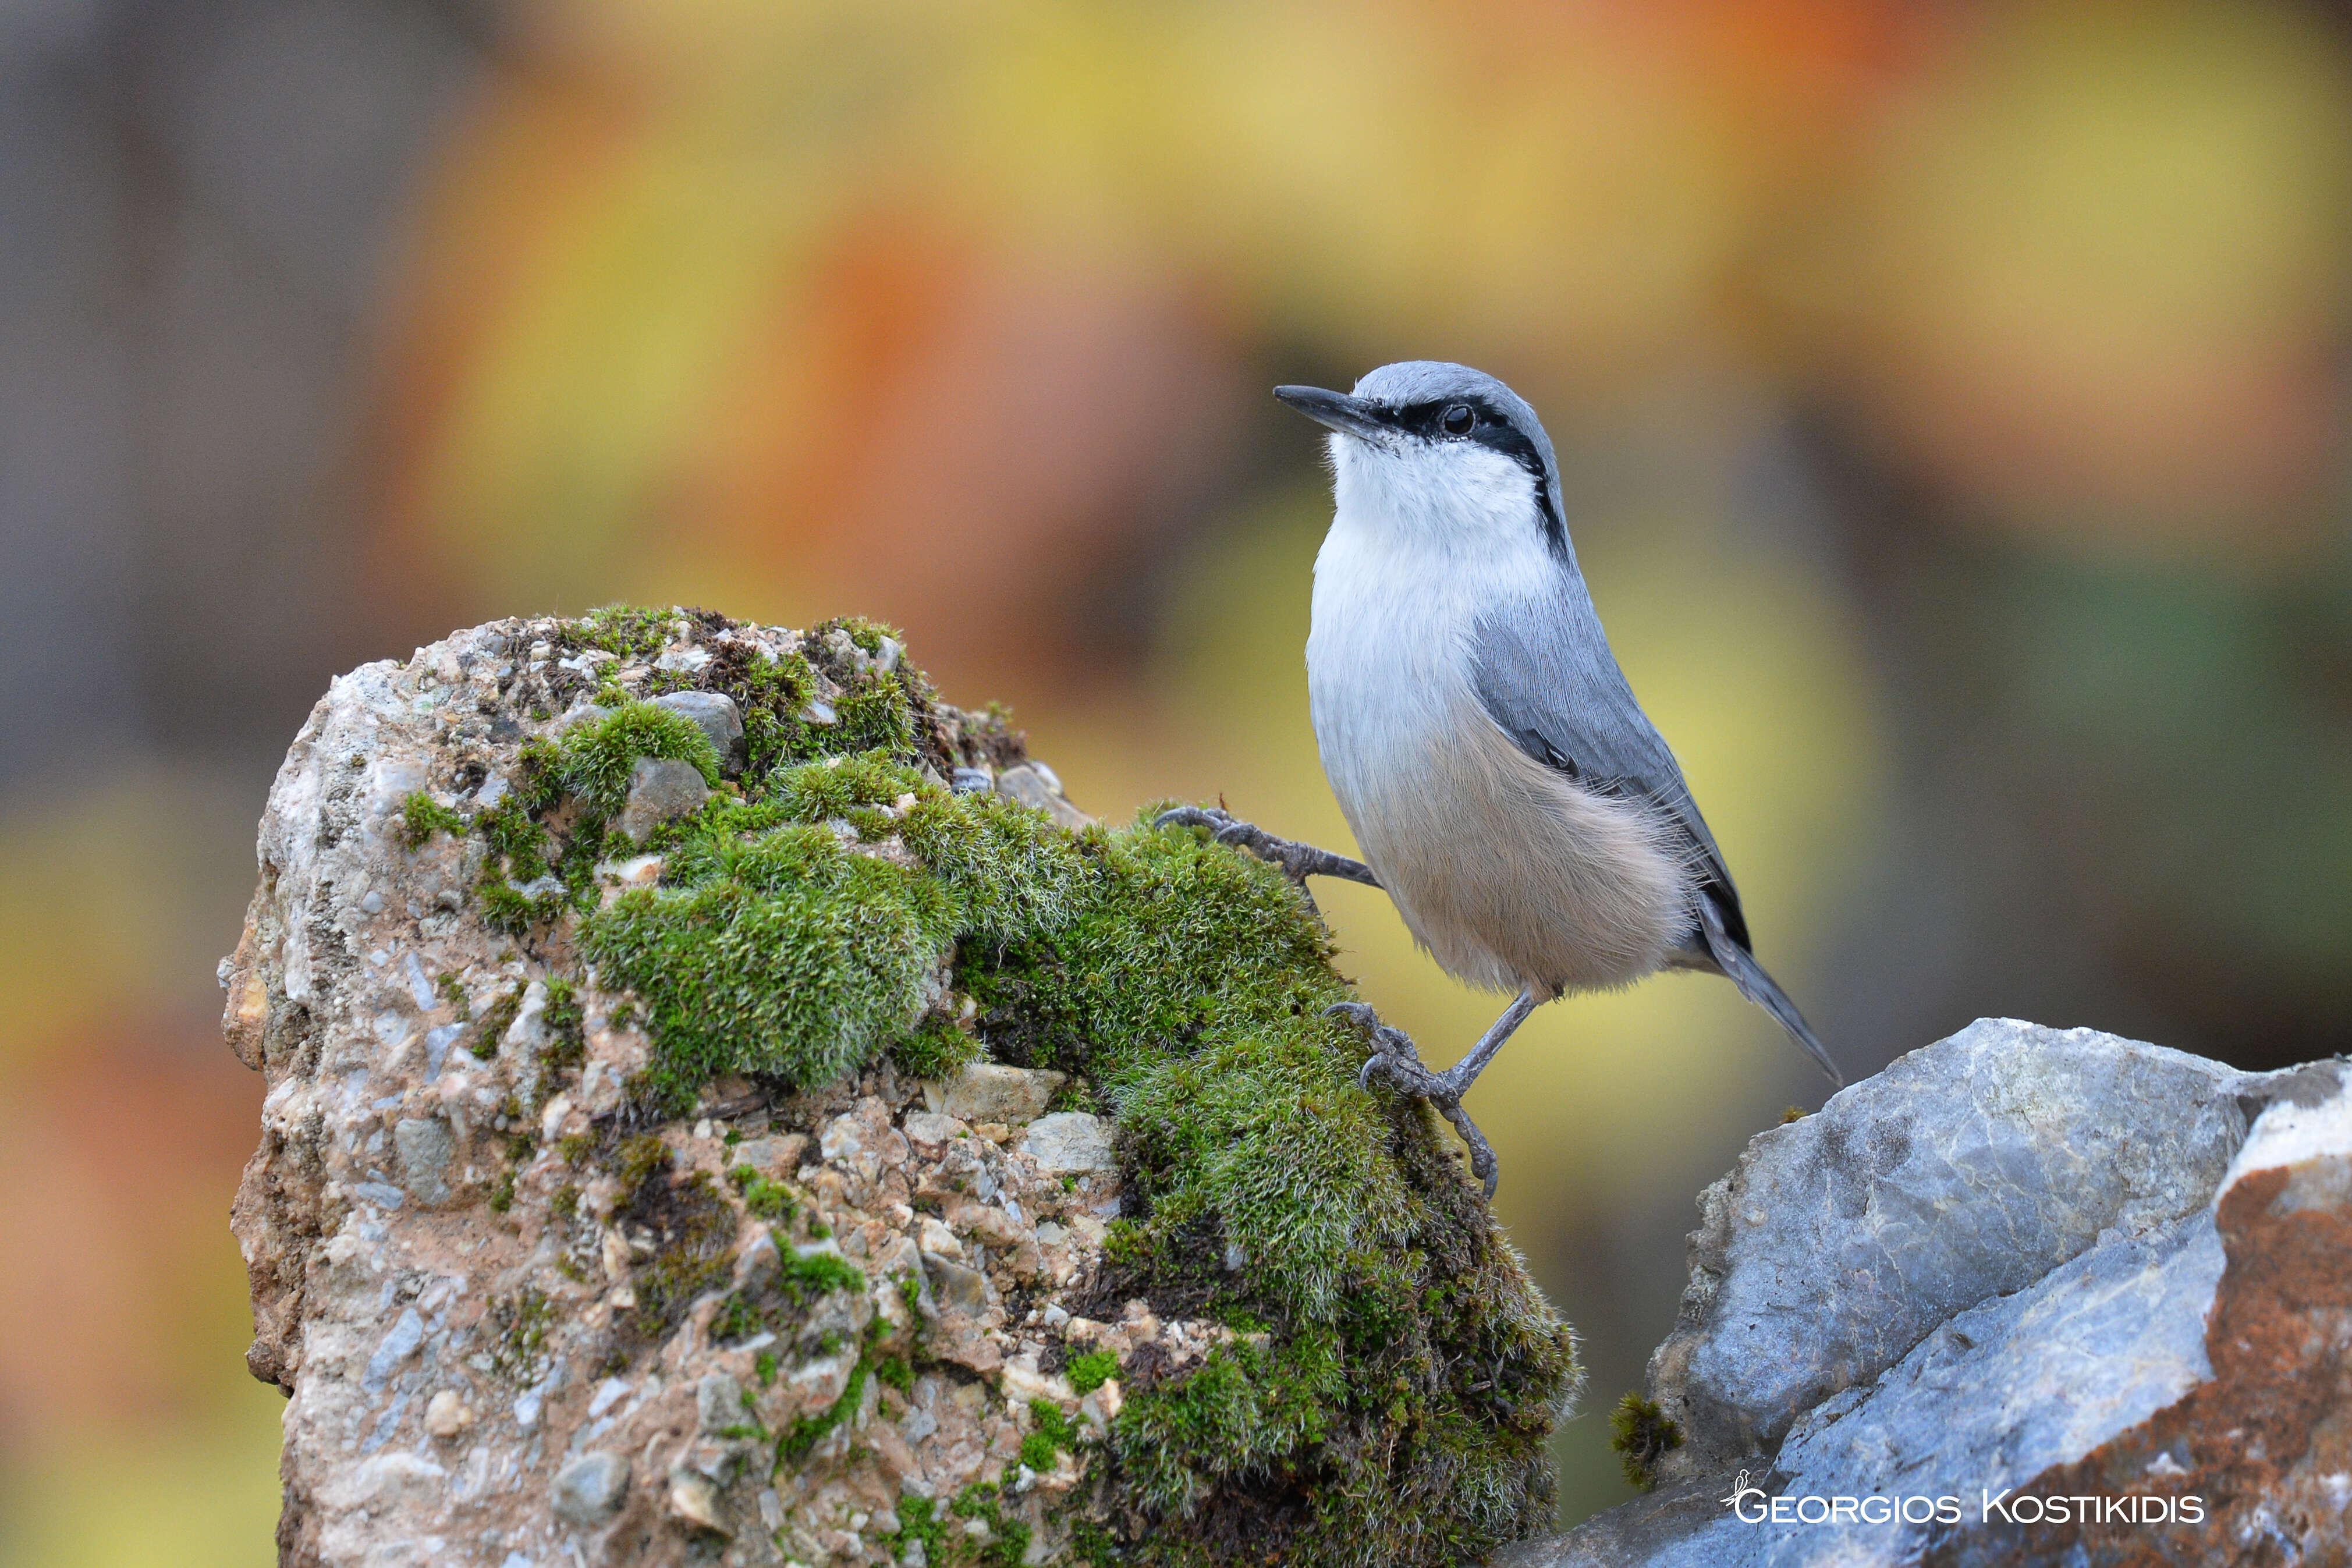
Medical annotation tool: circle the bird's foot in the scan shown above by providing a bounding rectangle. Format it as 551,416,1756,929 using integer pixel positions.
1325,1002,1499,1199
1154,806,1379,888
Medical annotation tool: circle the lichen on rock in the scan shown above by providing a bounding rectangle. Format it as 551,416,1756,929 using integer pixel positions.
225,607,1577,1568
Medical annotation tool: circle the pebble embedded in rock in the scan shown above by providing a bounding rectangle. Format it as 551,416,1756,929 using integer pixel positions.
924,1254,991,1312
918,1216,964,1260
901,1111,968,1158
991,763,1094,830
1021,1111,1116,1174
652,691,746,775
422,1390,472,1439
392,1116,454,1205
668,1470,730,1535
926,1062,1064,1124
697,1371,744,1434
613,755,711,843
550,1450,630,1528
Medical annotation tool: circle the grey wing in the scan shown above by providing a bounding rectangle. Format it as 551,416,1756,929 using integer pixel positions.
1466,590,1736,929
1468,591,1843,1085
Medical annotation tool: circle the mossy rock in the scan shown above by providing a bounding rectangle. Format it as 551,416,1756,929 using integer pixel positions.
403,606,1578,1566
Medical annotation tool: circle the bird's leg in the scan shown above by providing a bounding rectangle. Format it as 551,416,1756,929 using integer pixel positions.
1326,987,1540,1200
1154,806,1381,889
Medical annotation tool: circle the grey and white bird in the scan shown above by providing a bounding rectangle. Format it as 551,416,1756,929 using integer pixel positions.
1160,360,1841,1197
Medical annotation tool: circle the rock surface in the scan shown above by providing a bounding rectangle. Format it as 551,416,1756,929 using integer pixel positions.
1499,1019,2352,1568
224,608,1576,1568
218,615,1167,1566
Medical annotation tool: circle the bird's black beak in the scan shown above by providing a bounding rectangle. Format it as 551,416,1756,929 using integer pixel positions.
1273,385,1389,442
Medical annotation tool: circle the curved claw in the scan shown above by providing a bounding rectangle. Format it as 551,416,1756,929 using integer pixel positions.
1157,806,1381,892
1437,1100,1500,1200
1328,998,1500,1198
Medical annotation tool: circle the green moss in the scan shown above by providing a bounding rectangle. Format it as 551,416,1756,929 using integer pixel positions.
727,1163,794,1221
551,700,721,817
706,646,818,780
610,1140,739,1347
784,1250,865,1298
549,1183,580,1220
1067,1518,1120,1566
811,613,899,657
579,790,966,1099
486,1287,554,1384
397,792,468,849
949,1482,1033,1568
568,603,676,660
512,739,563,814
447,617,1572,1565
1020,1399,1080,1471
1609,1395,1683,1491
776,1346,873,1464
890,1015,982,1080
435,971,471,1020
884,1493,948,1566
754,1349,779,1387
1066,1349,1119,1395
710,1247,866,1346
875,1353,914,1396
538,975,586,1074
477,800,550,879
471,986,522,1059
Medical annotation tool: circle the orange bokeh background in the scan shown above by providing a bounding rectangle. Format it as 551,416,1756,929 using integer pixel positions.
8,2,2352,1559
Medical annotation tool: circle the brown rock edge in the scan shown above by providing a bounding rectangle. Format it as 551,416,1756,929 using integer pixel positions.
1922,1155,2352,1567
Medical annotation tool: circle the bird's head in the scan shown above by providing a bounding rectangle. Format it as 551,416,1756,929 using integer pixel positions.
1275,361,1569,560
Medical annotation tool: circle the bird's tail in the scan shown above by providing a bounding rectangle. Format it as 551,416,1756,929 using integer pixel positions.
1695,898,1844,1089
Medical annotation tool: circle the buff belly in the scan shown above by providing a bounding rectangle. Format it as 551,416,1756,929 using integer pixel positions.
1317,687,1695,998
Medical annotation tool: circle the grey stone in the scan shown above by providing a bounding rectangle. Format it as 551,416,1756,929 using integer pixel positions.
552,701,612,735
613,755,711,843
1020,1111,1116,1174
697,1371,746,1434
501,978,550,1053
950,767,992,795
1647,1019,2244,1473
733,1229,780,1290
1506,1024,2352,1567
654,691,746,775
1490,1480,1723,1568
924,1253,990,1312
363,1307,424,1395
392,1116,453,1205
1771,1205,2223,1498
551,1450,631,1528
668,1468,729,1535
925,1062,1065,1124
992,763,1092,830
1511,1223,2237,1567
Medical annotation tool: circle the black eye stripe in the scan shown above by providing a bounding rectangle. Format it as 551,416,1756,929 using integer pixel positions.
1364,396,1569,561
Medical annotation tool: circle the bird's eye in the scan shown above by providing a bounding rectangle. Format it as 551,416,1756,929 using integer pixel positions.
1441,403,1475,435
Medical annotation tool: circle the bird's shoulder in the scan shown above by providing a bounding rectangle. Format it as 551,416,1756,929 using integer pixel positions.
1467,582,1736,889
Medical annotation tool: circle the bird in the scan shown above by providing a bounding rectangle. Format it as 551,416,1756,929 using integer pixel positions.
1158,360,1841,1197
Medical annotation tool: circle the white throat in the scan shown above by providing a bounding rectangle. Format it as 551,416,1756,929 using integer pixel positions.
1326,432,1552,567
1306,431,1560,839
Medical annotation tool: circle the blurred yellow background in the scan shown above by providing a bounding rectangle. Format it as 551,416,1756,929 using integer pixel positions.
9,0,2352,1558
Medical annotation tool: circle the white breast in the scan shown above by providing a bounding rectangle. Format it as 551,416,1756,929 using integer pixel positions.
1305,437,1694,995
